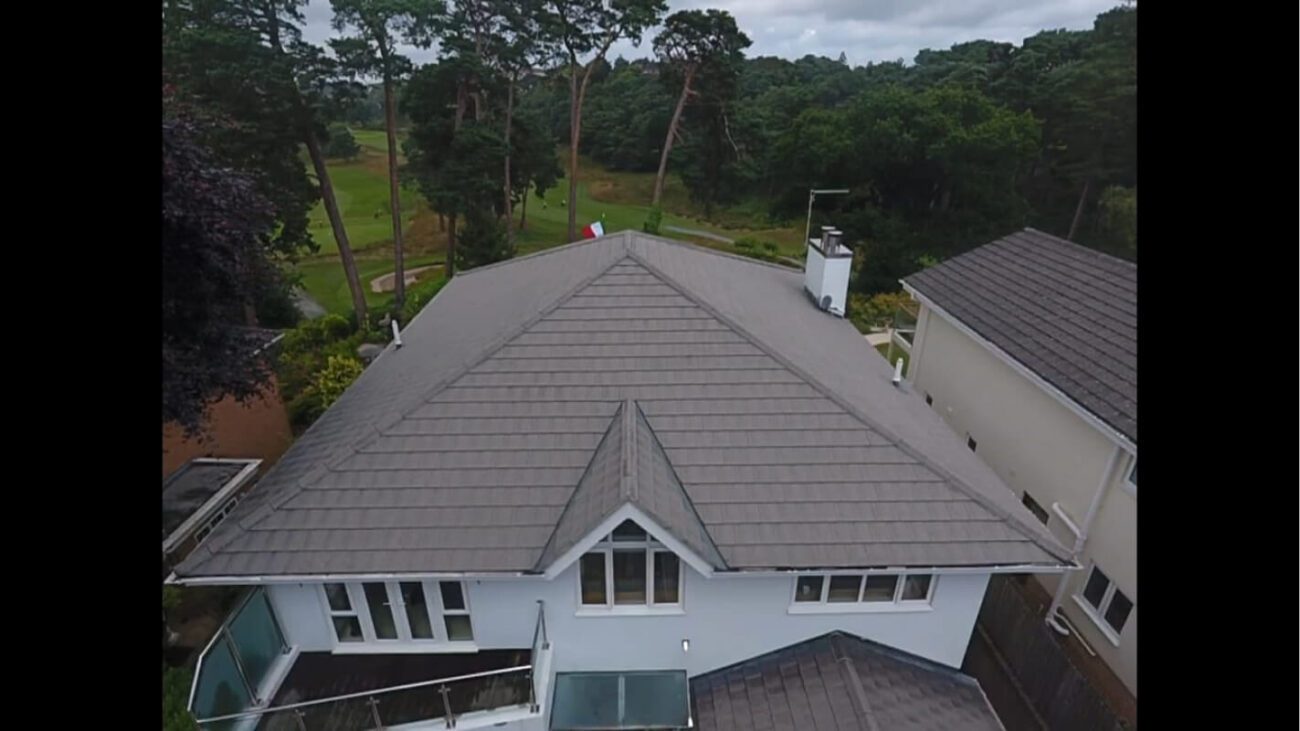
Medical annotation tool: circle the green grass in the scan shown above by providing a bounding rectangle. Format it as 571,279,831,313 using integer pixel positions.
298,133,804,316
876,342,909,374
297,254,444,316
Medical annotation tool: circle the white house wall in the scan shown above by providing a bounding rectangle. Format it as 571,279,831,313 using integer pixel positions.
267,568,990,676
908,306,1137,695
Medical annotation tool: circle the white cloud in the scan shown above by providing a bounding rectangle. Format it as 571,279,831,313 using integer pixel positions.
299,0,1119,69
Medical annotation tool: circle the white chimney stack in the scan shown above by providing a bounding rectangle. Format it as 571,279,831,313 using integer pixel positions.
804,226,852,317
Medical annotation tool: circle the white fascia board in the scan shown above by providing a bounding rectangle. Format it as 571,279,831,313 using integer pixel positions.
902,284,1136,457
170,570,543,587
706,562,1076,579
540,504,718,580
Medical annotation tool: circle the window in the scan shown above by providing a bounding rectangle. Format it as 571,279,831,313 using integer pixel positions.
194,493,243,544
439,581,474,641
324,583,363,643
579,520,683,610
321,580,473,646
791,573,935,608
966,434,977,452
924,393,933,406
1077,565,1133,638
1021,492,1050,525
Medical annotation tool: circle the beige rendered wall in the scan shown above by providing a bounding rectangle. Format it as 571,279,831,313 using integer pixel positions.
907,304,1137,695
162,375,294,477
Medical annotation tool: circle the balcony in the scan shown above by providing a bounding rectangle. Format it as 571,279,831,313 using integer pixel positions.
189,589,553,731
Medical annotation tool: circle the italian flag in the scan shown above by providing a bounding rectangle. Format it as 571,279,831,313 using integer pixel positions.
581,221,605,239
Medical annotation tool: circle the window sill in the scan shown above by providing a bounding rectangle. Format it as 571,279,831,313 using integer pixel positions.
788,602,934,615
576,605,685,617
1070,595,1122,647
332,641,480,654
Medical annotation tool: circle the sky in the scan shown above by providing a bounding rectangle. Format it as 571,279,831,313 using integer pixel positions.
299,0,1121,68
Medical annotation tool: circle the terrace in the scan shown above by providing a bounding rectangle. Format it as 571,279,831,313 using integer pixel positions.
188,589,552,731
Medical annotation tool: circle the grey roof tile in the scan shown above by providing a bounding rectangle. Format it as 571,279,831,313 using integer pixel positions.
903,229,1136,444
691,632,1003,731
176,233,1070,579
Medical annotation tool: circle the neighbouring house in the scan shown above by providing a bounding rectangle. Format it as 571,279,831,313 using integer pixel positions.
898,228,1137,697
163,458,263,571
169,231,1072,731
163,328,293,478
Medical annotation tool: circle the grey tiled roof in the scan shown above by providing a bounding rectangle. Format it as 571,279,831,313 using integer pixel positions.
691,631,1003,731
176,232,1070,578
903,229,1136,445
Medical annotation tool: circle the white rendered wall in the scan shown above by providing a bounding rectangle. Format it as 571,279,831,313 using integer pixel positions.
268,568,990,676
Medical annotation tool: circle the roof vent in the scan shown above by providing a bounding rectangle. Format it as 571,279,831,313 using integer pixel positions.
391,319,403,348
891,357,904,386
803,224,852,317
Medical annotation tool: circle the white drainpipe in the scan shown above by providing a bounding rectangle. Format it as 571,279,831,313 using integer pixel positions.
1045,444,1125,634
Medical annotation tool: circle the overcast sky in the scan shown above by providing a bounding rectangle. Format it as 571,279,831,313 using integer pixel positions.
300,0,1121,68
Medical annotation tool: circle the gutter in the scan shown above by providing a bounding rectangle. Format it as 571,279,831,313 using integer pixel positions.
1045,444,1124,634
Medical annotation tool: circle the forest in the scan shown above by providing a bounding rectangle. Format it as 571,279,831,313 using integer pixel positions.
162,0,1135,433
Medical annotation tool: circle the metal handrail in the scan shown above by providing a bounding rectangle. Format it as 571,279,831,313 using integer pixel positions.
193,663,533,724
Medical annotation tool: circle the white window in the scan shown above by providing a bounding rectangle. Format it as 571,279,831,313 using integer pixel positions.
791,572,935,608
1077,565,1133,640
578,520,683,610
321,580,473,647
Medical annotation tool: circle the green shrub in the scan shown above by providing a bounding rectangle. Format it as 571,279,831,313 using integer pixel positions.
313,355,365,408
847,291,911,334
456,209,511,271
733,236,779,262
642,205,663,235
163,665,199,731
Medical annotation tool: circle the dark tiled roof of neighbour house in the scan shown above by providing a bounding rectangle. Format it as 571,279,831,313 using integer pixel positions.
691,631,1003,731
175,231,1071,579
903,228,1136,445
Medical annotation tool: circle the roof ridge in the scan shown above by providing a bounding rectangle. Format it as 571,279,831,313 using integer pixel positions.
1021,227,1136,269
633,230,804,273
451,232,618,278
626,248,1071,565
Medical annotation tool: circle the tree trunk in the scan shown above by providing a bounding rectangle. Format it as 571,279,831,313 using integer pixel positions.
446,213,457,277
1067,178,1091,241
305,127,369,324
653,68,694,207
566,66,580,241
262,7,366,324
383,76,405,308
503,76,515,247
520,189,529,230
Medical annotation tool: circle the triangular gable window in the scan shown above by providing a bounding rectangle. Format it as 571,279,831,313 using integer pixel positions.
579,519,682,610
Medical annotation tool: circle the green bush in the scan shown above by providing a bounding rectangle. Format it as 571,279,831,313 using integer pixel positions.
642,205,663,235
733,236,779,262
313,355,365,408
276,314,366,432
847,291,911,334
163,665,199,731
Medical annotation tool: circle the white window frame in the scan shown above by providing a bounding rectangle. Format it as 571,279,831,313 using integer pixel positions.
321,582,365,644
318,580,476,651
576,522,685,615
1071,563,1131,647
788,572,936,614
